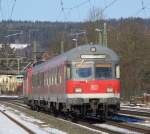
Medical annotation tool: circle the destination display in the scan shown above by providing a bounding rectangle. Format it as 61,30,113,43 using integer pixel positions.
80,54,106,59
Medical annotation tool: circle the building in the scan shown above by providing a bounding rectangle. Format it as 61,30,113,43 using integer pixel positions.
0,75,17,94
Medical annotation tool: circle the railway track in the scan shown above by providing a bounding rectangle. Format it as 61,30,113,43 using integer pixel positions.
1,100,150,134
1,101,112,133
120,109,150,117
106,120,150,134
0,107,35,134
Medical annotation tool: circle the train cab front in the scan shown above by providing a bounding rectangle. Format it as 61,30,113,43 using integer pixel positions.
66,61,121,118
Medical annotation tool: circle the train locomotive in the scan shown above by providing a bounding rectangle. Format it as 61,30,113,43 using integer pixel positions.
23,44,121,120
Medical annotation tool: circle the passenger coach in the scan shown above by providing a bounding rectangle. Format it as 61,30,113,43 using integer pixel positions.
24,44,120,119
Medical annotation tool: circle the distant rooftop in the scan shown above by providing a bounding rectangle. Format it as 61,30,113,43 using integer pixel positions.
0,44,30,50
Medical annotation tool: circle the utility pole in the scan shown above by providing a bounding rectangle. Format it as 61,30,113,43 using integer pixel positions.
70,31,87,48
95,28,103,45
60,29,65,54
72,38,78,47
33,41,37,63
29,29,39,62
60,40,64,54
95,23,108,47
103,23,107,47
17,58,20,74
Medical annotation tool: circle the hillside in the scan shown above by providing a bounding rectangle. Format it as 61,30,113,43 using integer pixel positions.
0,18,150,99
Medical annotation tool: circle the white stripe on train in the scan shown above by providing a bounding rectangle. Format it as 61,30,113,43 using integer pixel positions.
67,93,120,98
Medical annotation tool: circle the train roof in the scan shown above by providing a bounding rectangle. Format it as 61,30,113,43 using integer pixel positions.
33,44,119,71
61,44,119,61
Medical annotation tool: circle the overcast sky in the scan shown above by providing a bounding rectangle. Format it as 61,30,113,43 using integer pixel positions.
0,0,150,22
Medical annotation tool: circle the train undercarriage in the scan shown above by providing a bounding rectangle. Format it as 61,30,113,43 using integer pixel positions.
26,97,120,121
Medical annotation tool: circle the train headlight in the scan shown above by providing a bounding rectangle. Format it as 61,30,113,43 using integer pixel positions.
74,87,82,93
107,87,113,93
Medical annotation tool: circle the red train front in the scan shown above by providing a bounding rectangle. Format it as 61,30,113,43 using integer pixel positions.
24,44,121,119
65,46,120,118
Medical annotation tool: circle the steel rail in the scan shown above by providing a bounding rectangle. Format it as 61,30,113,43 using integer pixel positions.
120,109,150,117
0,109,35,134
106,120,150,134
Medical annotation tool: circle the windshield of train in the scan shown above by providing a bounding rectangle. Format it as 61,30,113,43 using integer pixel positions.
95,64,112,79
72,63,93,80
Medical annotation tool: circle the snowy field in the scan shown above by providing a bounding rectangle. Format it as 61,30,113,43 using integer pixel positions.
0,104,67,134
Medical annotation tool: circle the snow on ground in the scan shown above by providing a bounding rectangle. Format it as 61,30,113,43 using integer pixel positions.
121,103,150,113
120,103,150,128
10,44,29,49
0,112,28,134
121,102,150,109
94,124,142,134
58,118,108,134
121,105,150,110
134,120,150,128
119,112,150,121
0,104,108,134
0,95,19,98
0,104,67,134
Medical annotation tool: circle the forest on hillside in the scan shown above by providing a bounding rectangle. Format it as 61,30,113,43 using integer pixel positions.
0,18,150,99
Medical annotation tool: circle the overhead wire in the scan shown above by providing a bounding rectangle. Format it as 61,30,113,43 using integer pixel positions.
88,0,93,12
10,0,16,20
57,0,118,21
134,0,150,17
64,0,90,10
63,0,93,21
0,0,3,20
60,0,68,21
55,0,63,22
141,0,147,17
59,0,68,49
102,0,118,12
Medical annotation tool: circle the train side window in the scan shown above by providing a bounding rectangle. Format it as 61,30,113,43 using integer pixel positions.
55,67,58,84
51,76,54,85
55,76,57,85
115,65,120,79
66,64,71,80
54,68,56,85
33,75,35,86
45,73,47,86
47,78,48,86
37,74,39,86
32,75,34,86
39,73,42,86
59,76,62,84
44,73,46,86
50,76,51,85
39,73,43,87
42,73,44,87
39,73,41,86
35,75,37,86
57,67,60,84
48,71,51,85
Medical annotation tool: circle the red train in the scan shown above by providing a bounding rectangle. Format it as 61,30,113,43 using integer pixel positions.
23,44,121,119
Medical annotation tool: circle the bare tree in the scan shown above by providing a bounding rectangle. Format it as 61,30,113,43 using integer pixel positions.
88,7,105,22
85,7,105,44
